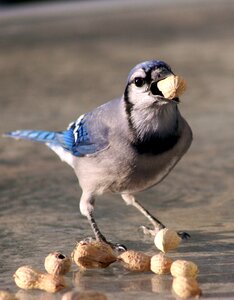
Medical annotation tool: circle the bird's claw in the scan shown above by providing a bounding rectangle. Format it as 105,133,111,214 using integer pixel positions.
82,237,127,252
110,243,127,252
103,240,127,252
177,231,191,240
139,226,191,240
138,225,160,237
139,225,154,236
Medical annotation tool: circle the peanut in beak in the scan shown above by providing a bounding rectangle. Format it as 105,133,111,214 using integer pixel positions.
157,75,187,100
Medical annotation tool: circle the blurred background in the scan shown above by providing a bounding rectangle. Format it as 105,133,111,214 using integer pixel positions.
0,0,71,5
0,0,234,299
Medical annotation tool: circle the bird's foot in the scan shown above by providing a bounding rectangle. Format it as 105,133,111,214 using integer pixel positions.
139,225,161,237
81,236,127,252
108,242,127,252
139,226,191,240
177,231,191,240
96,236,127,252
97,240,127,252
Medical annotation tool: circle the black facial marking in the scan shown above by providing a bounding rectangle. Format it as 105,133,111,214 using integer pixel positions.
124,85,134,129
124,61,178,155
124,79,180,155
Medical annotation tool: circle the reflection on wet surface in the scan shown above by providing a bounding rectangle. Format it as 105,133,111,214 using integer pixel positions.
0,1,234,299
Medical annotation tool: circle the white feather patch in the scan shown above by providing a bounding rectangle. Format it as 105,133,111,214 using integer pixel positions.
73,114,85,143
47,143,75,168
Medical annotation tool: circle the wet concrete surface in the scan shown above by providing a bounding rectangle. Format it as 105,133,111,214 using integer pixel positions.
0,0,234,299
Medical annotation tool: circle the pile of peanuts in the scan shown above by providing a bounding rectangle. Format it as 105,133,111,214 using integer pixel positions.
0,227,202,300
14,251,71,293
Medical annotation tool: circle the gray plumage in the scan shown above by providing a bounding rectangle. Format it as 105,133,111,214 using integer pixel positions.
5,60,193,249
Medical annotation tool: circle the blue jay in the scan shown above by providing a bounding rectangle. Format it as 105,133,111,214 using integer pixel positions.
5,60,192,250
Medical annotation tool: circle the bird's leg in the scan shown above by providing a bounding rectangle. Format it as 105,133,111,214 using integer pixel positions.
87,212,108,242
79,193,127,251
122,194,165,236
121,194,190,239
87,212,127,252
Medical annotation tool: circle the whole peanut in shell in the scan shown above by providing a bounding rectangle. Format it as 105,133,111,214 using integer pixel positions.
154,228,181,253
157,75,187,99
118,250,151,272
13,265,66,293
71,240,117,269
44,251,71,276
150,253,173,274
171,260,199,278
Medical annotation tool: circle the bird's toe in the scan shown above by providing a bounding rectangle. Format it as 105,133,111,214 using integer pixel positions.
138,225,161,237
177,231,191,240
111,243,127,252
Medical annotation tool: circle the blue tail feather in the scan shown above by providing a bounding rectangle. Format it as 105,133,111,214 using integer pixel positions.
4,130,60,144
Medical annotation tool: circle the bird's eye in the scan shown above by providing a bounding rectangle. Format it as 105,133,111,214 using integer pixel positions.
134,77,145,87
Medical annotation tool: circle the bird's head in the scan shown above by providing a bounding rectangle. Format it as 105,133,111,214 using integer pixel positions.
124,60,185,145
124,60,179,110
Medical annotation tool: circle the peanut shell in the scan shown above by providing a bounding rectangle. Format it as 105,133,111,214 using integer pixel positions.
71,240,117,269
150,253,173,274
172,276,201,299
118,250,151,272
171,260,199,278
44,251,71,276
14,266,39,290
13,265,66,293
157,75,187,99
154,228,181,253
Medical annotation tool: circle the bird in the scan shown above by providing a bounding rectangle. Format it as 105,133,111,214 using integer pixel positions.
5,60,193,251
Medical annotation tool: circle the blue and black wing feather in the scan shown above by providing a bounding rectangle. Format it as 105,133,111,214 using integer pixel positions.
4,130,58,143
62,116,97,156
5,114,109,157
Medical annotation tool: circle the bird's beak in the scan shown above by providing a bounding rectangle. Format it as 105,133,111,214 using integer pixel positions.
150,69,175,99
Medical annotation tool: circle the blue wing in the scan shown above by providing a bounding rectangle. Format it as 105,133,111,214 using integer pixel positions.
61,113,110,156
5,113,110,157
